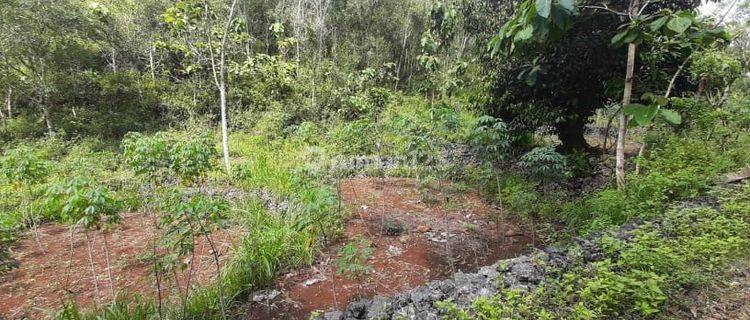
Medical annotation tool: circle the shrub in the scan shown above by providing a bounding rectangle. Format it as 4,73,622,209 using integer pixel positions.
499,174,546,220
327,119,376,156
292,186,342,242
445,186,750,319
518,147,567,182
44,177,120,227
0,116,46,141
123,131,217,183
169,132,216,183
253,110,290,140
122,132,170,178
337,238,373,280
294,121,320,145
582,189,628,231
469,115,510,163
0,146,47,185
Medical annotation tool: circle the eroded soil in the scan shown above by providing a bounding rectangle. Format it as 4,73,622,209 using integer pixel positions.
0,212,242,319
245,177,537,319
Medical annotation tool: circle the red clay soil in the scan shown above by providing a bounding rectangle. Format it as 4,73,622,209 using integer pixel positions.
0,212,242,319
246,177,537,320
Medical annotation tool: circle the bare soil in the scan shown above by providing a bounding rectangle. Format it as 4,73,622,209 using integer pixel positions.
0,177,536,320
0,212,242,319
245,177,537,319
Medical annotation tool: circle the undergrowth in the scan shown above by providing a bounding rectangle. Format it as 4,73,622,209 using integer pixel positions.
437,183,750,319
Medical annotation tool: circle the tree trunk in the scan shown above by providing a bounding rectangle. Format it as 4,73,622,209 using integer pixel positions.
5,87,11,118
211,0,238,177
149,44,156,80
219,83,231,175
555,117,589,153
616,42,637,189
111,47,117,72
84,230,102,306
102,232,116,302
41,101,54,137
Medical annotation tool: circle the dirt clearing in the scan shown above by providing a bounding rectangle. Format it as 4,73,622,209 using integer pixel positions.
0,212,242,319
246,177,537,319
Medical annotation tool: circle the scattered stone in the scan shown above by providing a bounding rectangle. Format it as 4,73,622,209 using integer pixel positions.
251,289,281,303
387,245,403,257
318,211,670,319
426,231,451,243
380,220,405,236
322,311,344,320
303,276,326,287
724,167,750,184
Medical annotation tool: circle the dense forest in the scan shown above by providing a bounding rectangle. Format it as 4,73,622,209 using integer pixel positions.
0,0,749,319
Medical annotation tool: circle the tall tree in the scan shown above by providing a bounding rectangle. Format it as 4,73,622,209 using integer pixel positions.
162,0,241,175
486,0,704,153
0,0,102,136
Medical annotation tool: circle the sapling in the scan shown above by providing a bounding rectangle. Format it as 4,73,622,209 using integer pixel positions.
46,177,121,305
123,132,171,318
123,131,219,317
337,238,373,297
470,115,511,233
161,192,228,318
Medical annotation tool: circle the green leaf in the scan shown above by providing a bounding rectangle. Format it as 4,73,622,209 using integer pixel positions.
623,103,658,126
536,0,552,18
515,24,535,41
667,16,692,34
660,109,682,124
623,30,640,44
611,30,628,45
640,92,655,101
649,16,669,32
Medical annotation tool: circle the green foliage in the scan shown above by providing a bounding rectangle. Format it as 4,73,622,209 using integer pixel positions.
449,184,750,319
0,146,47,185
55,295,157,320
690,49,743,94
122,132,171,178
123,132,216,183
489,0,577,58
327,120,377,156
578,260,667,317
294,121,320,145
44,177,120,229
337,238,374,279
226,202,317,288
252,110,291,141
160,191,229,267
293,187,342,242
0,117,47,142
624,92,681,127
169,133,216,183
518,147,567,181
470,115,510,162
499,174,539,216
562,134,742,231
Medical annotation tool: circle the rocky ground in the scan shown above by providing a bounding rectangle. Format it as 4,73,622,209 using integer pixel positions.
317,234,611,320
318,192,749,320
